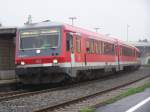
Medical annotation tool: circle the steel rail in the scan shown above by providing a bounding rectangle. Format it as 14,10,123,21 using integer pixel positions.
0,75,109,102
34,75,150,112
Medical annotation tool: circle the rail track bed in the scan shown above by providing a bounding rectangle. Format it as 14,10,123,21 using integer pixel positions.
0,90,26,100
0,83,59,102
0,67,150,112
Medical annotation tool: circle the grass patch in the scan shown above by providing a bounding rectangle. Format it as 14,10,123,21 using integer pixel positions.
143,64,150,67
79,107,95,112
79,82,150,112
103,82,150,104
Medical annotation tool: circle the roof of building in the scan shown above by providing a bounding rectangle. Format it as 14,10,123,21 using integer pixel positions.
129,41,150,47
0,26,17,35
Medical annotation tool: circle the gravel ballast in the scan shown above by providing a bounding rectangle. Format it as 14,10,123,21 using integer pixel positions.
0,67,150,112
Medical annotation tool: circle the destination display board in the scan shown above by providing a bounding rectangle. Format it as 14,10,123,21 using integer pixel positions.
20,28,59,38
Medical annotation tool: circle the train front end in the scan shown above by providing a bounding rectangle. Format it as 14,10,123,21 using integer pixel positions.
15,24,67,84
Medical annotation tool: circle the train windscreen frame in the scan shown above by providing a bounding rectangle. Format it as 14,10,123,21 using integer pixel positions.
19,28,61,50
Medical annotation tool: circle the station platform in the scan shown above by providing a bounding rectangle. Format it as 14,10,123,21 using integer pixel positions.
0,70,19,91
0,79,19,85
96,88,150,112
0,79,20,91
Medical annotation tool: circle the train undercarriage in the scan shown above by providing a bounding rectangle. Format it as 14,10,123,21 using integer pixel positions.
15,64,140,85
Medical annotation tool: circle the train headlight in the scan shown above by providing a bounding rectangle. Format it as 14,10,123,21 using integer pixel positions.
53,59,58,64
21,61,25,65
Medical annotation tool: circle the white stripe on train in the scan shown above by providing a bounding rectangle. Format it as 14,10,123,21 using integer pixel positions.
17,61,140,68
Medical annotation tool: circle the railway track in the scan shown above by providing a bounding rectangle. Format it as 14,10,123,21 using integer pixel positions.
34,75,150,112
0,70,129,102
0,90,27,100
0,71,122,101
0,86,63,102
0,69,142,103
0,67,150,112
0,75,108,102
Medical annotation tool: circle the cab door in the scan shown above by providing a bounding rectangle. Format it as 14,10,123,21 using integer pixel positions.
115,44,120,71
70,34,75,67
66,32,75,68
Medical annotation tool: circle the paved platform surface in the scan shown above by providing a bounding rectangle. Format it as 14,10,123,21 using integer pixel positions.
0,79,20,91
96,88,150,112
0,79,18,84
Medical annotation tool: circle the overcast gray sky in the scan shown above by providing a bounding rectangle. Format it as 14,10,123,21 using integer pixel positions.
0,0,149,41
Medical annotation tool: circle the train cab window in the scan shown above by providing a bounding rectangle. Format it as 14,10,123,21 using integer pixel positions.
76,36,81,53
66,33,73,51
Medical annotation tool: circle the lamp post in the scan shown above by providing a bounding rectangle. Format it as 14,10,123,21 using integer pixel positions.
69,17,77,26
126,24,130,42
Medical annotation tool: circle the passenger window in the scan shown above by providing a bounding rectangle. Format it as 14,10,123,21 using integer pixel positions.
86,39,90,53
104,42,114,55
115,45,118,56
122,47,132,56
95,41,99,54
76,36,81,53
90,39,94,53
101,42,104,54
120,48,122,56
98,41,102,54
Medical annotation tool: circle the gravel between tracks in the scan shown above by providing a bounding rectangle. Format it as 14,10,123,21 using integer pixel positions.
51,70,150,112
0,67,150,112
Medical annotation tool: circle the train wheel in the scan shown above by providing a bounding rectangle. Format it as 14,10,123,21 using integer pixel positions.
86,70,95,80
50,73,67,83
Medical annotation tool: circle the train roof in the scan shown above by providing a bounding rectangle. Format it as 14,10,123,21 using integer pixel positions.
63,23,139,52
19,21,62,29
115,38,140,52
19,21,139,51
19,21,116,43
63,24,116,43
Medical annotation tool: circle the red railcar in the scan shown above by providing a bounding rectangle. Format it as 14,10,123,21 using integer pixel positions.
15,21,140,84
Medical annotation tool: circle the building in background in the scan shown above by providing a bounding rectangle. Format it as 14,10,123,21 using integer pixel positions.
0,27,17,81
129,41,150,65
